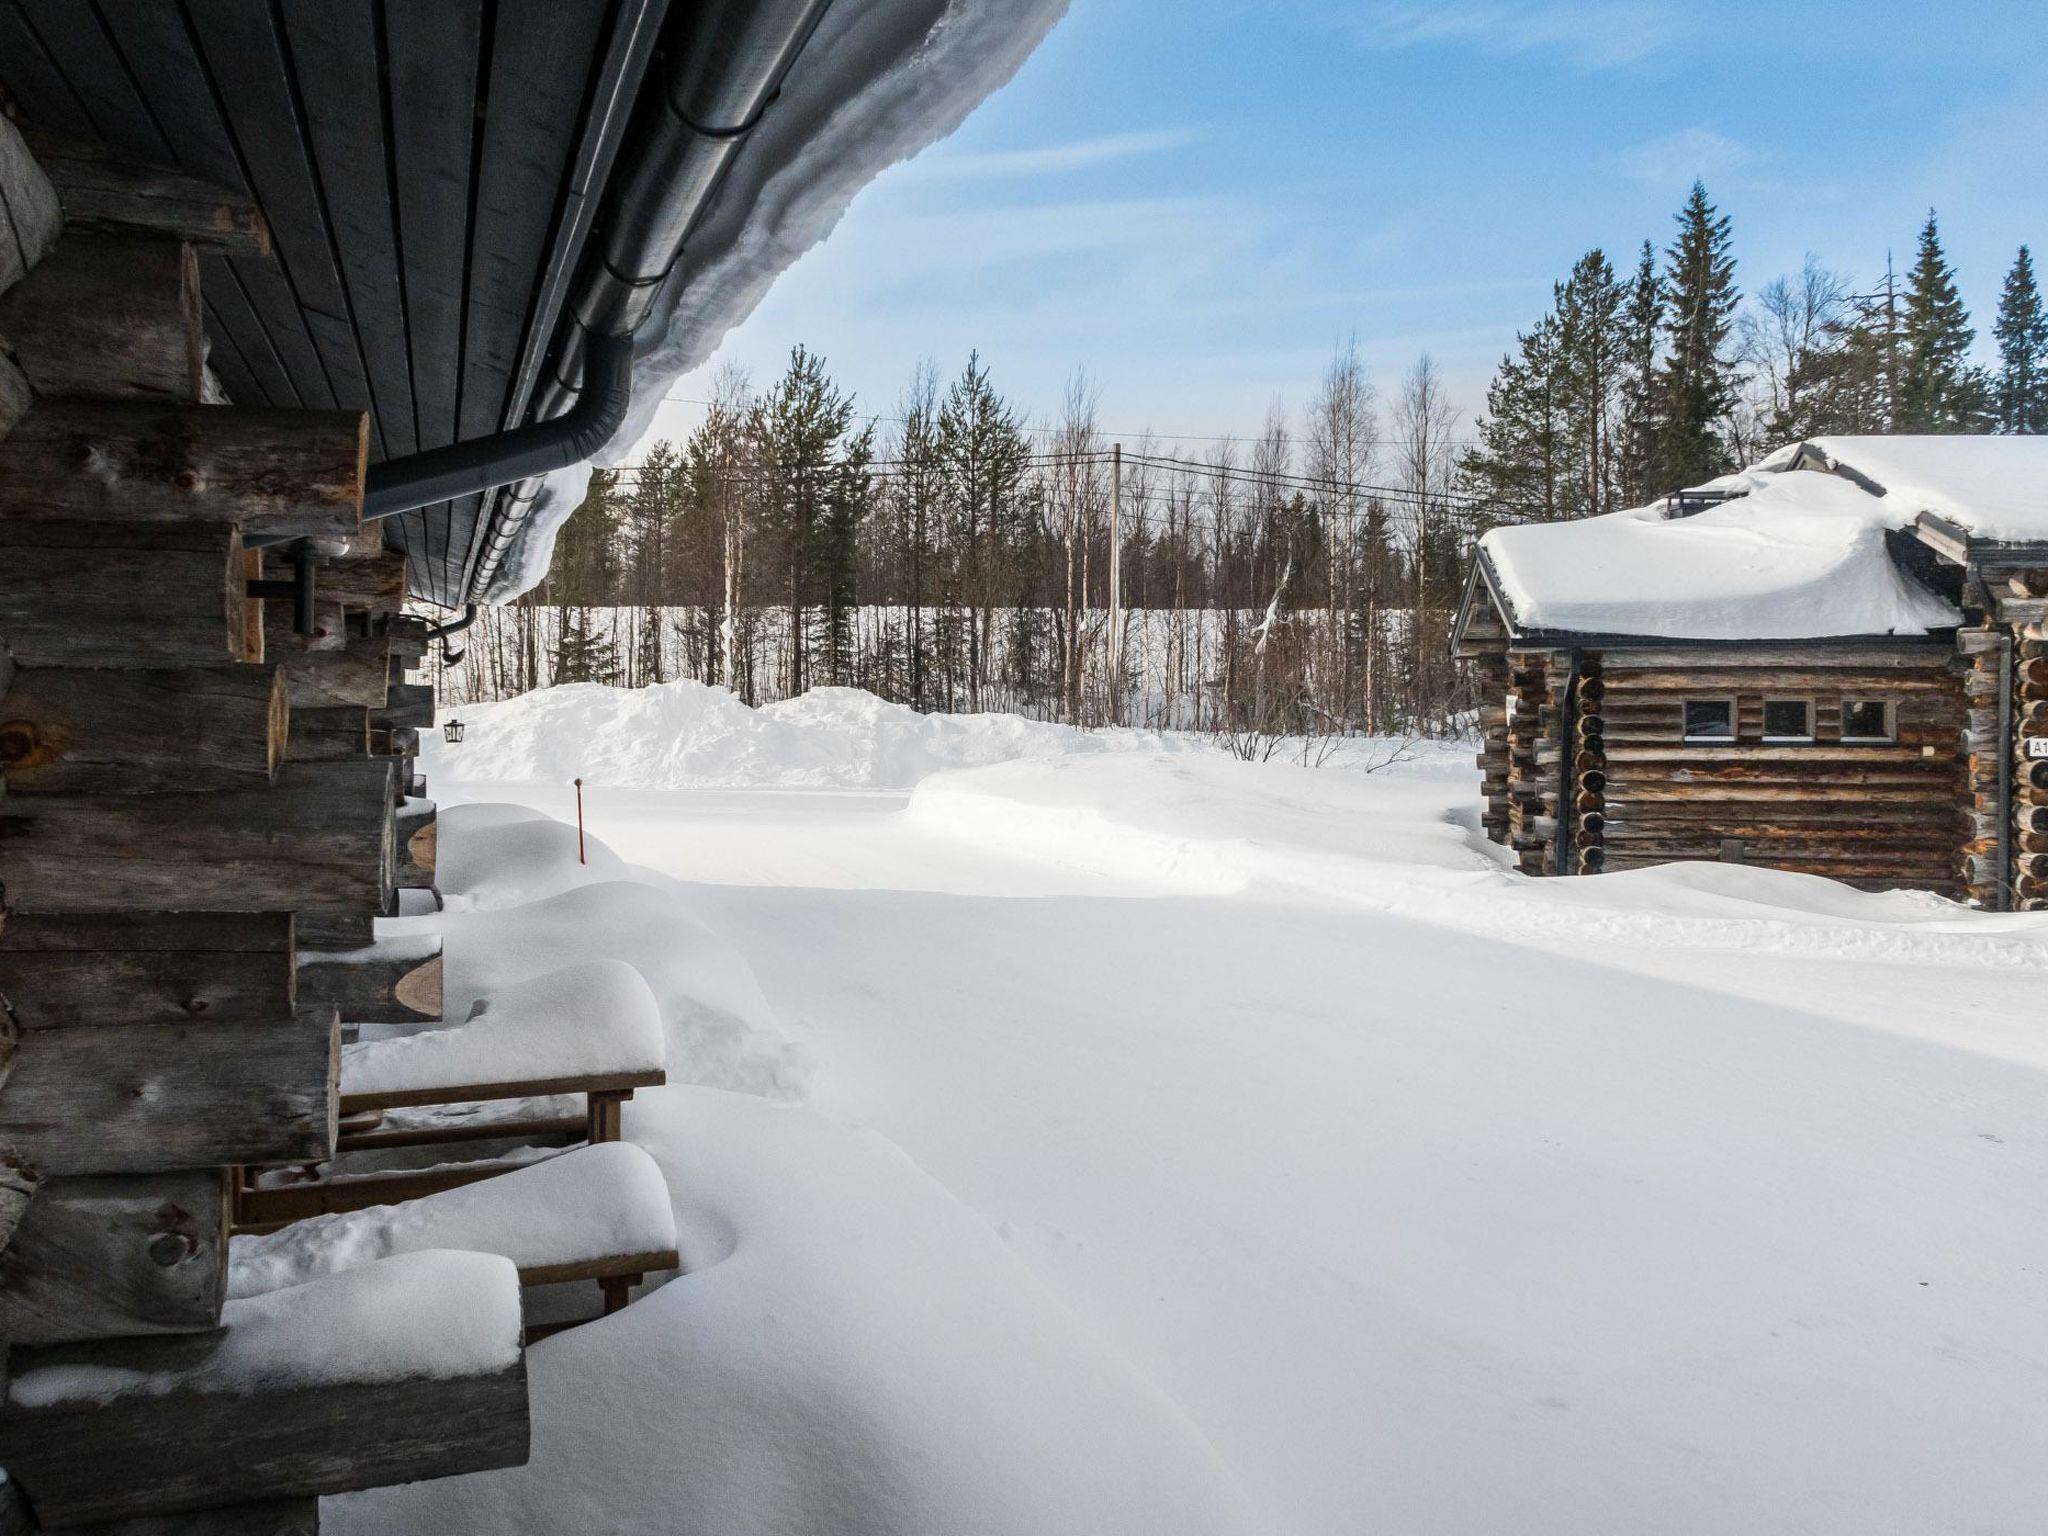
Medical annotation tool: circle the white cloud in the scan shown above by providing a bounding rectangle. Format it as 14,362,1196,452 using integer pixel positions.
1351,2,1686,69
1613,125,1755,186
905,127,1202,182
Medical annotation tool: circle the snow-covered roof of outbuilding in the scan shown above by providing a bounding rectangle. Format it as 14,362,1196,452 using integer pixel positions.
1471,466,1962,643
1759,435,2048,546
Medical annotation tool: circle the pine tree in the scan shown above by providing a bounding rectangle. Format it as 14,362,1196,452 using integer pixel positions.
1896,212,1989,432
938,353,1031,710
1993,245,2048,434
1615,240,1664,505
818,424,873,687
1655,182,1741,487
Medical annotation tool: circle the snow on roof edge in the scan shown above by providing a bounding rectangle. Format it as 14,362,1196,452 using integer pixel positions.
483,0,1071,602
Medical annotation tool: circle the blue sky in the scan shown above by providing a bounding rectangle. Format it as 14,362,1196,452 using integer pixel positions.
641,0,2047,453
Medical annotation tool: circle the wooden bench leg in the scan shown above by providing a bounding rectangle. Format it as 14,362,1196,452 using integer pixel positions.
586,1090,627,1144
600,1274,636,1315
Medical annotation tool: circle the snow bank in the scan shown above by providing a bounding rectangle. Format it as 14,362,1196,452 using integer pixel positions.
230,1143,675,1299
327,1087,1264,1536
429,680,1198,792
434,879,803,1098
1479,467,1961,639
11,1251,521,1408
435,803,630,910
1765,434,2048,544
342,960,666,1100
908,753,2048,970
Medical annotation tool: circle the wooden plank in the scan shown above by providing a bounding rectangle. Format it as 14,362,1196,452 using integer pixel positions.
0,912,294,1029
342,1068,663,1115
0,518,243,666
0,1171,226,1346
69,1499,318,1536
519,1247,679,1289
296,945,441,1025
0,761,393,914
21,129,268,254
0,353,29,441
0,112,63,300
278,4,415,458
0,399,366,539
1,1350,528,1526
0,1011,337,1176
1,665,285,794
234,1160,533,1228
180,0,377,439
0,233,202,401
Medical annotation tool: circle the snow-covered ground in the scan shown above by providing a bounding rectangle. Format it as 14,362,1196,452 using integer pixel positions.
344,682,2048,1535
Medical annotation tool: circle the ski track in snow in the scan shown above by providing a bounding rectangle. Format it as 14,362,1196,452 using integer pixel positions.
382,685,2048,1536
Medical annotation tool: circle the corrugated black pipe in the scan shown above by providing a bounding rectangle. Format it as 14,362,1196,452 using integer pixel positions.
466,0,832,597
361,332,637,523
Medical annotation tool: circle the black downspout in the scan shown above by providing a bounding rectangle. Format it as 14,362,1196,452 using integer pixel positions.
362,332,637,523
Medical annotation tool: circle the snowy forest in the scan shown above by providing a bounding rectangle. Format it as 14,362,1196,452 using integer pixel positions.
441,184,2048,738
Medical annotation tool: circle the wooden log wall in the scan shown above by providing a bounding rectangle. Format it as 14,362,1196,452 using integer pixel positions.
1502,650,1565,875
0,118,497,1531
1586,646,1966,895
1471,645,1510,843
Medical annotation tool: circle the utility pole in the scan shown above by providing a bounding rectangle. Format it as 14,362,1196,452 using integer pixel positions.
1107,442,1123,725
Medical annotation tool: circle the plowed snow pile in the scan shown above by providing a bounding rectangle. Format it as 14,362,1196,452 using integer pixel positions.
435,679,1204,790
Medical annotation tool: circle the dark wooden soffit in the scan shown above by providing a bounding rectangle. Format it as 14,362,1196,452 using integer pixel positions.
0,0,664,606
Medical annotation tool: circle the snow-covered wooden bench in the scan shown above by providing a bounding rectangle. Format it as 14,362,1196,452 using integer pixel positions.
0,1251,528,1526
230,1142,680,1332
235,960,666,1230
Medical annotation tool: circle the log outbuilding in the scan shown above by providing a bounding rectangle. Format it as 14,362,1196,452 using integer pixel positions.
1452,436,2048,909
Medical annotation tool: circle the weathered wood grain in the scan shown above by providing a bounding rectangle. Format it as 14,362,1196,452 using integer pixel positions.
0,761,393,914
295,943,440,1024
0,234,203,401
0,1171,226,1345
370,682,434,731
396,800,436,886
1,1351,528,1526
0,400,364,539
0,1010,336,1176
284,705,369,762
0,665,285,794
0,912,294,1029
0,519,244,666
0,354,29,441
273,628,391,709
304,551,405,615
20,129,270,255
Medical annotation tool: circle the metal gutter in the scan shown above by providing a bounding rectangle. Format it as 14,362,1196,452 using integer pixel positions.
462,0,836,601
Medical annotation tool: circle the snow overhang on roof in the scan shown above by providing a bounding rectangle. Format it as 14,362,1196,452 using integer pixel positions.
1466,464,1963,645
490,0,1071,603
1762,435,2048,556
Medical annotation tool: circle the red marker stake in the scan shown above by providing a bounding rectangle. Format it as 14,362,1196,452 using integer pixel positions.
574,777,586,864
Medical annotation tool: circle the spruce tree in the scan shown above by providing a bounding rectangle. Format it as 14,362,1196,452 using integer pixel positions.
1554,248,1628,517
1993,245,2048,433
753,345,856,696
1615,239,1664,504
1897,212,1989,432
1655,182,1740,488
1459,315,1571,524
938,353,1031,709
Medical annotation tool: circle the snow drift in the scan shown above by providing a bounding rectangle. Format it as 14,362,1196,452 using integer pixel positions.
429,679,1198,792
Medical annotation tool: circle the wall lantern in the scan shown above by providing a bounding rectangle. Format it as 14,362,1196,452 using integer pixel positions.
443,718,466,744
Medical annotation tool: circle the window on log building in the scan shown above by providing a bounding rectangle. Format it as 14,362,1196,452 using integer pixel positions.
1763,699,1815,741
1840,699,1895,742
1683,698,1737,741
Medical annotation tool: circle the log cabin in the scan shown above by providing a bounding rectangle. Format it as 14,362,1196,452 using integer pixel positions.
1452,436,2048,909
0,5,1045,1530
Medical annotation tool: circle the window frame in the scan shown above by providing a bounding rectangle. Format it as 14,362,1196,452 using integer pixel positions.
1681,696,1739,743
1839,697,1896,743
1761,697,1816,743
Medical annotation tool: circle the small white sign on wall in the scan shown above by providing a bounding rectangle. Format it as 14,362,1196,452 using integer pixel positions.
2027,737,2048,761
